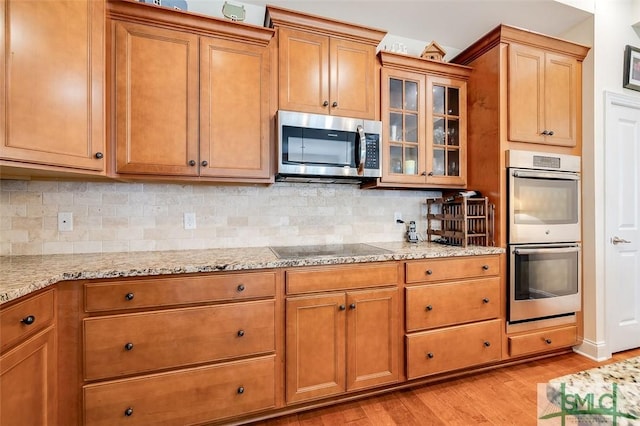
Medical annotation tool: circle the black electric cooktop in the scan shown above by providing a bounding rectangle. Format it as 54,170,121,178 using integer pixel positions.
270,243,391,259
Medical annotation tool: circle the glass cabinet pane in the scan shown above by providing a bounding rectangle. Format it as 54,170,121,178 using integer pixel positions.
432,85,445,114
390,78,403,109
390,145,402,173
405,81,418,111
405,147,418,174
406,113,418,142
447,87,459,115
448,119,459,146
448,150,460,176
433,149,445,176
389,112,403,141
433,118,445,145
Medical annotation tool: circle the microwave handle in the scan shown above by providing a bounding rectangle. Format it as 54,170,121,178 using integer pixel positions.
356,125,366,175
514,246,581,255
512,170,579,180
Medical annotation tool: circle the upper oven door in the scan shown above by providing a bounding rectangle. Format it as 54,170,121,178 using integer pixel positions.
508,168,581,244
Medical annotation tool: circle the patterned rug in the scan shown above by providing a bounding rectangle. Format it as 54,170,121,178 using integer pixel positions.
540,356,640,425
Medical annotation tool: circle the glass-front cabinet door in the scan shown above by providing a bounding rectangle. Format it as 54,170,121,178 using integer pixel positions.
381,68,426,184
378,52,470,188
425,76,466,187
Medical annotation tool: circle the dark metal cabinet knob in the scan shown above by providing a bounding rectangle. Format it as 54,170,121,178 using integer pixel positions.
482,298,490,304
426,352,434,359
421,171,427,176
339,304,346,311
545,338,552,345
188,160,196,166
426,269,433,275
124,343,134,351
94,152,104,159
237,284,245,292
483,341,491,347
428,171,434,176
124,407,133,417
322,100,329,107
425,305,433,311
21,315,36,325
482,264,490,271
237,386,245,394
237,330,245,337
332,101,338,107
548,130,554,136
125,293,134,301
201,160,208,167
349,303,356,310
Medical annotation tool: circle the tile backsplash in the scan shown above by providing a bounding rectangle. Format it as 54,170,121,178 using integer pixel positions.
0,179,438,256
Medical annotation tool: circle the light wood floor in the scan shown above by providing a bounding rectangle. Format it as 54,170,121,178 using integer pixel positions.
252,348,640,426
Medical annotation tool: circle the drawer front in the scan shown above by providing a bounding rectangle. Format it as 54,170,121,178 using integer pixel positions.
405,256,499,284
286,262,398,295
0,290,55,352
406,278,500,332
84,355,276,426
85,271,276,312
84,300,275,380
508,326,578,357
406,319,502,379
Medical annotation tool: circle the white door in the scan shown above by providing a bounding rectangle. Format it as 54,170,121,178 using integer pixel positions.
604,91,640,353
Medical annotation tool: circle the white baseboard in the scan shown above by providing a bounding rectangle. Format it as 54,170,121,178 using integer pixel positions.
573,338,611,361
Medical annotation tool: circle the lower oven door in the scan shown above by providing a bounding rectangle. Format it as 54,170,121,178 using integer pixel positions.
509,243,581,323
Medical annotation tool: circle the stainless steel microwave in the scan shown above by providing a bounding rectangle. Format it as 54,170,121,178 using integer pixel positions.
276,110,382,182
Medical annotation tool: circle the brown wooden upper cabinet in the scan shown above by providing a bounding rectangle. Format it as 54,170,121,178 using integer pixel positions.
108,0,273,182
0,0,105,175
508,43,580,147
374,52,471,189
266,5,386,120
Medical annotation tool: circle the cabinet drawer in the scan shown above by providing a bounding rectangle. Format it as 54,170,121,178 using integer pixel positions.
84,271,276,312
0,290,55,352
84,355,276,426
405,256,499,284
84,300,275,380
286,262,398,295
406,319,501,379
508,326,577,357
406,278,500,331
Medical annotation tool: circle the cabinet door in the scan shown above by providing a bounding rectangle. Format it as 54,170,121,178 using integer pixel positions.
380,68,426,184
1,326,56,426
200,36,270,179
330,38,377,119
544,52,578,147
285,293,346,403
277,27,329,116
346,288,399,391
113,20,199,176
508,43,578,147
1,0,104,172
426,76,467,187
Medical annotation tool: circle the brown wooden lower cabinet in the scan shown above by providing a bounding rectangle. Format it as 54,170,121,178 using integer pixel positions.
508,325,578,357
83,355,276,426
406,319,502,379
285,287,399,404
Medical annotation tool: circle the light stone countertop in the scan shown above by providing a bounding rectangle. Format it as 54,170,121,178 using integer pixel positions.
0,242,504,305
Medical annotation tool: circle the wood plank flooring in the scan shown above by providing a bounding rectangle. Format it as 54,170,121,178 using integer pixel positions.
251,348,640,426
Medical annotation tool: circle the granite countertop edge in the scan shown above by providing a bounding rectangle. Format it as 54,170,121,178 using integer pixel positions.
0,242,505,305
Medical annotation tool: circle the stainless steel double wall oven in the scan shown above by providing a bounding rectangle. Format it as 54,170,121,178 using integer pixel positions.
507,150,582,323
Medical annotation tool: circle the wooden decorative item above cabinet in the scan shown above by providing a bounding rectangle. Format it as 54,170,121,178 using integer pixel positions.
369,52,471,189
0,0,105,177
266,5,386,120
107,0,274,183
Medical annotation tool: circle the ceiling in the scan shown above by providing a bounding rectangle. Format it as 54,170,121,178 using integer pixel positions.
239,0,593,57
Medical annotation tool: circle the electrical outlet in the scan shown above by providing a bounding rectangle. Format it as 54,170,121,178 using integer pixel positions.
394,212,403,223
58,212,73,232
184,212,196,230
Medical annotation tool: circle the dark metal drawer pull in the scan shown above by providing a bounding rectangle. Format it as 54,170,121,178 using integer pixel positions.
21,315,36,325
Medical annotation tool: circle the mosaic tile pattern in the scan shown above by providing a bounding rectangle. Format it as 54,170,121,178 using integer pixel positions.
0,242,504,304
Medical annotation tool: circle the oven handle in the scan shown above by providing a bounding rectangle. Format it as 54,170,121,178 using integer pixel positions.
512,170,579,180
513,246,581,255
